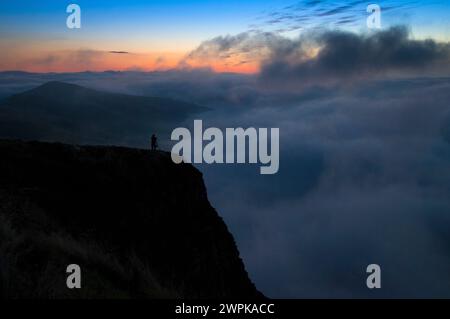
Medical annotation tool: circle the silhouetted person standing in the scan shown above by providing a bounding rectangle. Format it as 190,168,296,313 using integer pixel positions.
151,134,158,151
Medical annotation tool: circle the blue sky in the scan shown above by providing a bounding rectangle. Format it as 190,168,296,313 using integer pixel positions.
2,0,449,41
0,0,449,72
0,0,292,46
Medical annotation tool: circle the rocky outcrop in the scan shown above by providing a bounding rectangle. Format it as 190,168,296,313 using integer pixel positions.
0,139,262,299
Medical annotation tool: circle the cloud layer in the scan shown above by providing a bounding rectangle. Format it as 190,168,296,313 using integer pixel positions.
184,26,450,87
260,26,450,86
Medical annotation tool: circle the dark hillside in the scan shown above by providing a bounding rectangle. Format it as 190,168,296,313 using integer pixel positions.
0,139,261,299
0,82,206,147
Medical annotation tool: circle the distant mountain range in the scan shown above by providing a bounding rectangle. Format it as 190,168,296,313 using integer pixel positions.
0,81,206,148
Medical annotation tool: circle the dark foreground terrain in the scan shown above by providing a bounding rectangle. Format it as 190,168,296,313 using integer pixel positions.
0,139,261,299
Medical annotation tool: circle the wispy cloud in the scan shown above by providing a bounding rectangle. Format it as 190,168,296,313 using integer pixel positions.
28,50,106,69
249,0,422,34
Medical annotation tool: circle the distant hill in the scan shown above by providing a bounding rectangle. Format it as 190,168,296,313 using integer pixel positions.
0,139,262,299
0,81,206,147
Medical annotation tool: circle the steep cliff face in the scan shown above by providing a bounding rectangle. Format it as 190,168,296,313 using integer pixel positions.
0,139,261,299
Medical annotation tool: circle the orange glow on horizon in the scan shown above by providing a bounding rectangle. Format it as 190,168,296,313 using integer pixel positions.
0,48,260,74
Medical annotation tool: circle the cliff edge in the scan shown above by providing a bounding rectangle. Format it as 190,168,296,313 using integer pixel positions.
0,139,262,299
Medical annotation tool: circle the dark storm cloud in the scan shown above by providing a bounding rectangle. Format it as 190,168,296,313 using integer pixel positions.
260,26,450,86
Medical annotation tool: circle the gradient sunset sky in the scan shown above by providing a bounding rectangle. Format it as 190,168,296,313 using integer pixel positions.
1,0,449,73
